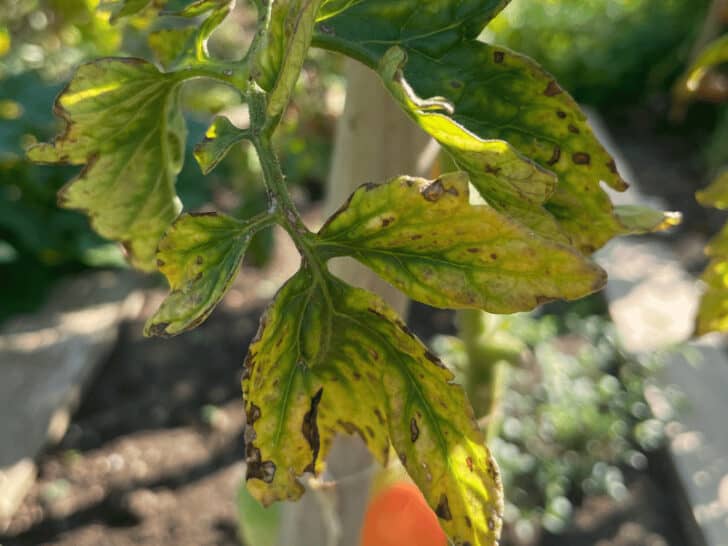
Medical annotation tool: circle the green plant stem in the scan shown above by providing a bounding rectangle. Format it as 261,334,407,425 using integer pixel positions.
246,85,330,292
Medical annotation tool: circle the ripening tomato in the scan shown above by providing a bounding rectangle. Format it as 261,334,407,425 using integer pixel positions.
360,481,447,546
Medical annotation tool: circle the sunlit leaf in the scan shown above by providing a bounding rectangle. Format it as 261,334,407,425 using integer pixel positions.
243,268,503,545
145,212,274,337
194,116,249,174
311,5,662,253
253,0,323,120
27,59,188,270
318,172,605,313
378,46,566,243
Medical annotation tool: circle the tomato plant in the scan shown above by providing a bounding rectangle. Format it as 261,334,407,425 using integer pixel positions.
29,1,675,544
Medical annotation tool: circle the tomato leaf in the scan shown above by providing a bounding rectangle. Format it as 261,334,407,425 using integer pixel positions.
194,116,250,174
145,212,274,337
243,268,503,545
27,59,188,270
318,172,606,313
311,4,667,253
253,0,324,120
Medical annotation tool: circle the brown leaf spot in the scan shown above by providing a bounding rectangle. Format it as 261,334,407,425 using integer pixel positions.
247,403,261,424
156,259,165,267
422,179,445,201
535,295,555,305
368,348,379,361
450,80,463,89
302,388,323,473
466,456,474,471
556,110,567,119
572,152,591,165
547,146,561,166
493,50,505,63
337,420,366,443
544,80,563,97
381,216,394,227
488,517,497,531
606,159,618,174
366,426,375,438
195,255,204,265
245,446,276,484
435,494,452,521
353,371,361,380
490,253,498,260
399,452,407,465
465,516,472,528
484,164,502,175
146,321,170,338
410,417,420,442
374,408,385,426
568,124,580,134
467,248,479,253
411,234,423,240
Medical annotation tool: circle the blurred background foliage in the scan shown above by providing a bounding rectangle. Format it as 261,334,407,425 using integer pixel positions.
433,301,684,542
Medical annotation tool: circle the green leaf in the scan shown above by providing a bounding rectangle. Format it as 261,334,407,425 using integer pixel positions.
194,116,249,174
315,0,510,45
378,46,567,243
166,0,235,61
145,212,273,337
697,170,728,209
312,7,644,253
110,0,153,21
679,34,728,98
27,59,187,271
243,268,503,545
318,172,606,313
696,171,728,335
253,0,324,120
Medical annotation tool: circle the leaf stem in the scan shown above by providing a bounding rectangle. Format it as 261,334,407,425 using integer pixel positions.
246,84,330,291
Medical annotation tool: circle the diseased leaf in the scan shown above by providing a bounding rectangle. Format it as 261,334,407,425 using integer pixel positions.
194,116,249,174
253,0,323,120
318,172,606,313
378,46,566,243
27,59,187,270
148,27,197,69
243,268,503,545
312,6,663,253
145,212,274,337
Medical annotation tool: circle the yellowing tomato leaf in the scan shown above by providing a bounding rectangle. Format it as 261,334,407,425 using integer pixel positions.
318,172,606,313
145,212,275,337
243,268,503,546
27,59,188,271
312,5,665,253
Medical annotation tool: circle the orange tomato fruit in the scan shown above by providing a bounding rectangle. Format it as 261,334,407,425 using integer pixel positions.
360,481,447,546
